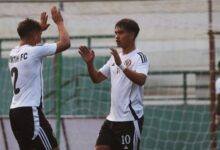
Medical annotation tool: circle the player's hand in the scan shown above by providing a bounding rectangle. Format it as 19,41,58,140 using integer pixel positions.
110,48,121,66
51,6,63,24
40,12,50,31
79,46,95,64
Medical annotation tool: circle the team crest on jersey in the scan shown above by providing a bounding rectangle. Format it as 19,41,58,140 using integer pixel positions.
124,59,131,67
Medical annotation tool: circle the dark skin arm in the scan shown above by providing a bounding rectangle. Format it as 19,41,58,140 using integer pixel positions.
79,46,147,85
40,12,50,31
51,6,71,54
110,48,147,86
78,46,106,83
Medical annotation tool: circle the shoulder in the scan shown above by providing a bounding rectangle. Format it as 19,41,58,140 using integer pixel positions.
30,44,44,53
135,49,148,63
36,43,44,46
35,43,56,47
33,43,56,51
10,46,19,54
35,43,52,49
10,45,31,55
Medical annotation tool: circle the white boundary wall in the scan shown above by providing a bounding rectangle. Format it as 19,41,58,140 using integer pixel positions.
0,0,219,70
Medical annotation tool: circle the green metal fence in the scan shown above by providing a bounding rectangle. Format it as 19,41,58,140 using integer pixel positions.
0,36,213,149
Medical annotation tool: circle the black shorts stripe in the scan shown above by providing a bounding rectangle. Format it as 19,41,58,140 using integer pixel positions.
129,101,139,120
137,52,147,63
9,107,57,150
39,127,52,150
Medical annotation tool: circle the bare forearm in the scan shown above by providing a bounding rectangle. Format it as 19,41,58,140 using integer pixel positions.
86,63,104,83
78,46,106,83
51,6,70,53
123,68,146,86
58,22,69,43
56,22,70,53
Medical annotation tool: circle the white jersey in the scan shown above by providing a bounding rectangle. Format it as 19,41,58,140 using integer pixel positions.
8,43,57,109
99,49,149,121
216,78,220,94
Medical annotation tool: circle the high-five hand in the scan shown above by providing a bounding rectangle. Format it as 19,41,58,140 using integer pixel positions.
110,48,121,66
51,6,63,24
79,46,95,64
40,12,50,31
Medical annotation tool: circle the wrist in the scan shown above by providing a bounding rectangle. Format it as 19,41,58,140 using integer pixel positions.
118,63,126,71
56,21,64,26
86,61,94,66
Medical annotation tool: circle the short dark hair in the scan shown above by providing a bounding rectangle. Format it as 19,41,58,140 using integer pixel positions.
17,18,41,39
115,18,140,39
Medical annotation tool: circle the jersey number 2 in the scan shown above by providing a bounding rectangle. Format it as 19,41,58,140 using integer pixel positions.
11,67,20,94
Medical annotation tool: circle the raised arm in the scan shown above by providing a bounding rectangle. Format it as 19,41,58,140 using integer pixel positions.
78,46,107,83
40,12,50,31
110,48,147,86
51,6,70,54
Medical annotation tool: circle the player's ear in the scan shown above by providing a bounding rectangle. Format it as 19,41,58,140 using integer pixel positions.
130,32,136,41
